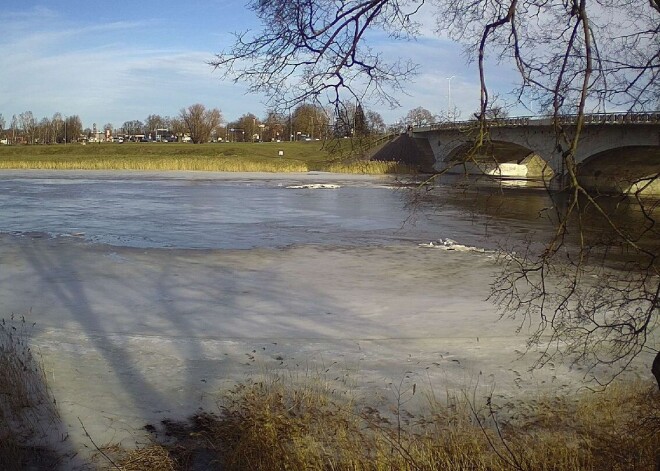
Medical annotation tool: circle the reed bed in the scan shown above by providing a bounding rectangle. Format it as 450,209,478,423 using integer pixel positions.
1,319,658,470
0,142,417,174
0,157,309,173
106,375,659,471
0,317,62,471
324,160,417,174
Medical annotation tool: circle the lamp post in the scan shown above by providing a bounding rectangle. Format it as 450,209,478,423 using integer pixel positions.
446,76,455,122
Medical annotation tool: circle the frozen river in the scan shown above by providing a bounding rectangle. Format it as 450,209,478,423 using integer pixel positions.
0,171,653,467
0,170,555,250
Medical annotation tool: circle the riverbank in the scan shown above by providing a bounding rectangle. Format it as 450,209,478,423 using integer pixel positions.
0,141,414,174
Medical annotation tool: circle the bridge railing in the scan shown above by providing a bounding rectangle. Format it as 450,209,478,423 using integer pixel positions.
414,111,660,132
579,112,660,124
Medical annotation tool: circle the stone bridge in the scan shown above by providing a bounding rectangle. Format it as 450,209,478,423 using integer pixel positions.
409,113,660,194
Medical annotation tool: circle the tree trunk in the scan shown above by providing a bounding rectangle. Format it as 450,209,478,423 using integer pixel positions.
655,351,660,471
653,351,660,390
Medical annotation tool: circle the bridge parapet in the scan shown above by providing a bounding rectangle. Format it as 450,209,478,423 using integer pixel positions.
561,112,660,125
413,112,660,133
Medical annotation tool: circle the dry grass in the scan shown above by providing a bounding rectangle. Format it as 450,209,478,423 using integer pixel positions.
2,319,656,470
110,375,659,471
0,316,62,470
0,142,417,174
98,444,177,471
324,160,417,174
0,157,309,173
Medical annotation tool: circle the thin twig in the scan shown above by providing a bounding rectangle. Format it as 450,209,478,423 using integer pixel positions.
78,417,122,470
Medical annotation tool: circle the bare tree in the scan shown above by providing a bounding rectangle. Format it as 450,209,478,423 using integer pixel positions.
145,114,167,139
231,112,260,141
213,0,660,386
179,104,223,144
122,120,144,138
37,117,52,144
472,104,509,120
64,116,83,143
51,113,64,143
18,111,36,145
403,107,436,126
290,104,329,140
168,117,187,142
263,110,287,141
333,102,357,138
102,123,114,141
443,0,660,387
10,115,18,145
366,110,386,135
210,0,421,112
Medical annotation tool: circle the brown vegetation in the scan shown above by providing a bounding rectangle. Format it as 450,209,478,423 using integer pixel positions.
0,317,63,470
101,376,660,471
1,320,658,470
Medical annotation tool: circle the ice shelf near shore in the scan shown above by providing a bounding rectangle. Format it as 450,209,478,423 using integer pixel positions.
0,233,651,468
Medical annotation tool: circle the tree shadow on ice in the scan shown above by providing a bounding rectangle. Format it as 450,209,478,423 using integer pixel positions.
15,240,178,441
12,239,430,457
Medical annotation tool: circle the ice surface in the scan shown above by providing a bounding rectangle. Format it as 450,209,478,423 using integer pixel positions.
0,171,652,468
0,234,650,468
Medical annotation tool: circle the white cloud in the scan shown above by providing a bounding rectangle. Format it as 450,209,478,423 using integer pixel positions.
0,10,264,127
0,4,529,129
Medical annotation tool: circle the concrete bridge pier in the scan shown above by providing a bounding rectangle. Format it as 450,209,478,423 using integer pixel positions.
406,115,660,196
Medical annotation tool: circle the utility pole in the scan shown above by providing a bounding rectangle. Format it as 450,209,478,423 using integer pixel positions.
446,76,455,122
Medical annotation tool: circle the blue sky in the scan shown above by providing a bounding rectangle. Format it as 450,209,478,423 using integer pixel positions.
0,1,524,129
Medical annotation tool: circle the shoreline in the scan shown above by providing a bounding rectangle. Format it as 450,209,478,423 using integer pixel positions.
0,168,401,181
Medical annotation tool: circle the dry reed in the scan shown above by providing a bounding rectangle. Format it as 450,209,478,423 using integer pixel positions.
0,143,417,174
0,316,62,470
3,315,656,470
0,157,309,173
112,374,659,471
324,160,416,174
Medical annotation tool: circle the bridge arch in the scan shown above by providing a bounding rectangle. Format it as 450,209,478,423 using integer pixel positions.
576,146,660,194
433,137,554,179
444,140,534,163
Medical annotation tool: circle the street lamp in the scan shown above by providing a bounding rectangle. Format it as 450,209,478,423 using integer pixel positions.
446,76,455,122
